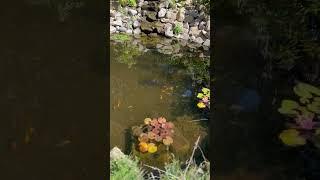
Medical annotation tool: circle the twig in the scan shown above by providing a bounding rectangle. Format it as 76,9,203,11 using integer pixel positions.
143,164,179,179
183,136,201,179
197,144,208,162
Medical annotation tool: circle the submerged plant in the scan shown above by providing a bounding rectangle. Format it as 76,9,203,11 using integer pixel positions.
133,117,175,153
278,82,320,147
197,87,210,109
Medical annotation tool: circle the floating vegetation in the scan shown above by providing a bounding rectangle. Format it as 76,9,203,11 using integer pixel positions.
132,117,175,154
278,82,320,147
197,87,210,109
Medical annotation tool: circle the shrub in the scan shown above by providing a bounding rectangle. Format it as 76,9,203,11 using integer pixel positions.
110,155,145,180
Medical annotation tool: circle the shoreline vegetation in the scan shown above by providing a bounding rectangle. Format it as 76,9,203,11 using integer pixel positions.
110,136,210,180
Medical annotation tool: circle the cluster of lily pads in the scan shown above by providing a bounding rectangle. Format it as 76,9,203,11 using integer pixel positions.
197,87,210,109
132,117,174,153
278,82,320,148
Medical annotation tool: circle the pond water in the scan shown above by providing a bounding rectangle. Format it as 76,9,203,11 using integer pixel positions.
110,39,209,167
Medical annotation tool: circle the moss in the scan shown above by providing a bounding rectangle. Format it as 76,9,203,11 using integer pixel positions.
119,0,137,7
111,33,132,42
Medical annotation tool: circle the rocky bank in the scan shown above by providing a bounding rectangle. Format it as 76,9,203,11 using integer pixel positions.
110,0,210,47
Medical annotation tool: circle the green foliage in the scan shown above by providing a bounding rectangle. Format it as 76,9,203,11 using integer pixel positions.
173,23,183,35
239,1,320,70
119,0,137,7
112,41,141,68
160,159,210,180
111,34,132,42
170,56,210,86
110,155,144,180
278,82,320,148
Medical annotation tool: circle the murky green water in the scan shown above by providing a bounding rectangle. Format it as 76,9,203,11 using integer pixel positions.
110,40,209,163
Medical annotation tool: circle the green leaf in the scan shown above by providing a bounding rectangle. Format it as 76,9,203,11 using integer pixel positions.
299,107,314,116
294,83,320,98
299,97,310,104
278,100,300,115
197,93,204,99
307,102,320,114
279,129,306,146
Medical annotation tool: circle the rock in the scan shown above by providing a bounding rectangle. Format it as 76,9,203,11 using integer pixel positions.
128,9,138,16
126,29,133,34
140,21,154,33
137,7,141,13
119,27,127,32
110,26,116,33
160,18,170,23
201,30,209,38
185,0,192,5
183,23,189,30
141,2,157,11
133,28,141,35
203,39,210,47
188,10,199,18
206,20,210,31
111,19,123,26
110,147,125,161
158,8,167,18
164,23,174,38
155,22,165,34
166,10,177,21
194,37,204,44
189,26,200,36
190,35,196,41
148,33,158,37
177,7,185,22
181,33,189,40
184,15,194,23
146,11,157,21
110,10,116,17
133,20,141,28
199,21,206,30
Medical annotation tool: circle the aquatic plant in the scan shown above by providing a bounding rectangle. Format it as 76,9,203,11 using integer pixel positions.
132,117,175,154
278,82,320,147
112,41,141,68
119,0,136,7
197,87,210,109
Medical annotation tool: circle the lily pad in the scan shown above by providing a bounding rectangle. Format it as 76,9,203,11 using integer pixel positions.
278,100,300,115
279,129,306,146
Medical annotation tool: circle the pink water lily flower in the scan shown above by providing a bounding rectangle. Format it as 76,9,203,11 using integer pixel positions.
202,96,209,103
295,114,317,130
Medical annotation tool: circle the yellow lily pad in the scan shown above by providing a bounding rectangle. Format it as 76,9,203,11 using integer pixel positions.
197,102,206,108
147,143,157,153
279,129,306,146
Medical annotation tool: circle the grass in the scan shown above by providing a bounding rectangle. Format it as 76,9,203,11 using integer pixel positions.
173,23,183,35
110,136,210,179
111,155,145,180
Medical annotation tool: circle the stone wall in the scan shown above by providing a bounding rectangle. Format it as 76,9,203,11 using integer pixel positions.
110,0,210,47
